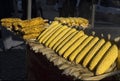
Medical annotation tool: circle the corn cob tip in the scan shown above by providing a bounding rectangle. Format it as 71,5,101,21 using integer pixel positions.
92,31,95,36
107,33,111,40
114,36,120,43
101,33,104,37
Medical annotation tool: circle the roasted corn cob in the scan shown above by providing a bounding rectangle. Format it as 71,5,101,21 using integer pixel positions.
49,27,71,49
63,35,88,59
52,28,77,50
95,45,118,75
37,21,59,41
45,25,68,46
69,36,94,61
89,41,112,70
1,18,22,23
54,17,89,28
75,37,99,64
117,49,120,69
83,39,105,67
38,22,61,43
23,33,39,40
56,31,78,53
18,17,44,28
42,24,62,44
58,31,84,56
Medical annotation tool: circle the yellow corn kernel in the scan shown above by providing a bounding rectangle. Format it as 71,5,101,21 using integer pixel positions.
37,21,59,41
63,35,88,59
117,49,120,69
58,31,84,56
56,31,78,53
49,27,71,49
96,45,118,75
83,39,105,67
89,41,112,70
1,18,22,23
45,26,68,47
39,23,61,43
42,24,62,44
52,28,76,50
69,36,94,61
75,37,99,64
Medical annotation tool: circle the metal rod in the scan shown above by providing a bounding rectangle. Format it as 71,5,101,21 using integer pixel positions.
91,0,96,28
27,0,32,19
13,0,18,17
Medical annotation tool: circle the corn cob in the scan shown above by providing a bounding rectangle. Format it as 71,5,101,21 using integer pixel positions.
75,37,99,64
52,28,77,50
21,24,44,32
39,23,61,43
89,41,112,70
58,31,84,55
54,17,89,28
22,27,45,35
56,31,78,53
1,23,12,28
45,26,68,47
18,17,44,28
23,33,39,40
69,36,94,61
49,27,71,49
117,49,120,69
37,21,59,41
1,18,22,23
82,39,105,67
96,44,118,75
42,24,63,44
69,17,75,24
63,35,88,59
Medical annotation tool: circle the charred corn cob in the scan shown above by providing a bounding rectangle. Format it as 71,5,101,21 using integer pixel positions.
96,45,118,75
63,35,88,59
69,36,94,61
82,39,105,67
89,41,112,70
75,37,99,64
58,31,84,56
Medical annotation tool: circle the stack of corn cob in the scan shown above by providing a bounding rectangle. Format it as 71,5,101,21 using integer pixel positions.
54,17,89,29
37,21,119,76
1,17,120,80
1,18,22,31
1,17,49,40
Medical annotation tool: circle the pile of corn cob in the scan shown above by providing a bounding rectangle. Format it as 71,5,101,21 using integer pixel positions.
1,18,22,31
1,17,120,80
54,17,89,29
1,17,49,40
37,21,119,76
